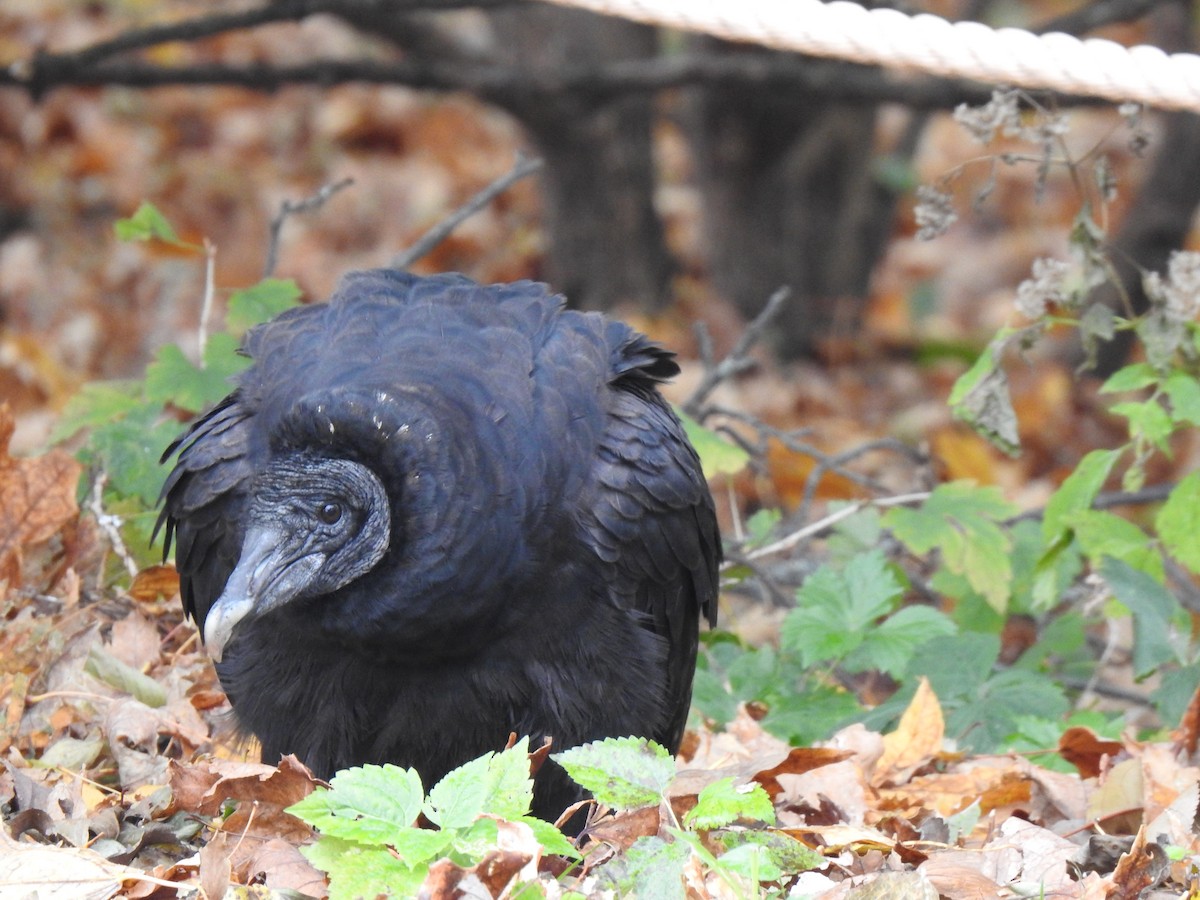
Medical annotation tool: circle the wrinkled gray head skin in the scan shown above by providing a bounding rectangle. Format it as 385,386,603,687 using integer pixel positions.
203,456,390,660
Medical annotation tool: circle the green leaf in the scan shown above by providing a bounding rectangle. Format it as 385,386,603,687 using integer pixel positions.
781,550,904,667
50,381,144,443
948,339,1020,456
1100,362,1158,394
678,411,750,478
84,646,166,707
1101,557,1183,678
1151,664,1200,726
1111,399,1174,453
1070,510,1163,580
600,835,688,900
302,837,425,900
844,606,957,677
886,482,1017,612
519,815,581,860
226,278,303,333
80,404,181,505
712,842,783,883
424,737,533,829
906,632,999,702
553,737,674,812
144,344,226,412
1043,449,1120,546
946,668,1068,750
1157,471,1200,571
761,686,862,746
743,508,781,548
714,829,825,872
683,778,775,830
1164,372,1200,425
113,202,184,246
286,764,425,849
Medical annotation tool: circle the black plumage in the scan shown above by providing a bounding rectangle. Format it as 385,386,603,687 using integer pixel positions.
159,270,719,824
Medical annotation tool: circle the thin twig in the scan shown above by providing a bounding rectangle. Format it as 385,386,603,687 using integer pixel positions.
732,491,931,567
264,176,355,278
198,238,216,362
797,436,931,523
88,476,139,579
683,287,788,418
390,154,544,270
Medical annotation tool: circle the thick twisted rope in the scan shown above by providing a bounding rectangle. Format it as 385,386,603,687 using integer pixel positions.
539,0,1200,112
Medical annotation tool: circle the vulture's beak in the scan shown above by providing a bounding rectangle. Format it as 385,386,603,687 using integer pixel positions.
203,525,325,662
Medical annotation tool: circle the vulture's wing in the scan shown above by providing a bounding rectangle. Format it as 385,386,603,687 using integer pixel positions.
581,328,721,749
157,392,259,630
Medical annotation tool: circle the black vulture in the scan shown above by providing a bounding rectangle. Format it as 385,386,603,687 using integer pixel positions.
158,269,720,825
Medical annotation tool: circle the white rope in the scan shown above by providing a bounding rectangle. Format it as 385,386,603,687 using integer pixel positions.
538,0,1200,113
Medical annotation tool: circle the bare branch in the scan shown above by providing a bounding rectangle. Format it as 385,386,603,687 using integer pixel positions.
264,177,355,278
390,155,543,270
683,287,788,419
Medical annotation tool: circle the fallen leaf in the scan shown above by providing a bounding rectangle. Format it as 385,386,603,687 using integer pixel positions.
1058,726,1124,779
0,403,81,585
875,678,943,786
1109,826,1169,899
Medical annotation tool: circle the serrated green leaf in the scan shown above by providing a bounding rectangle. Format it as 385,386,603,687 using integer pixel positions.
760,686,862,746
683,777,775,830
715,842,784,883
144,344,222,412
678,411,750,478
714,828,825,872
81,405,181,505
286,764,424,848
424,737,533,829
1158,472,1200,571
1101,557,1183,678
1043,449,1120,546
1111,399,1174,453
226,278,303,333
1069,510,1163,581
844,606,957,677
302,837,425,900
1100,362,1158,394
1165,372,1200,425
519,815,581,860
50,381,144,443
886,483,1017,612
84,645,166,707
553,737,674,811
906,632,999,701
600,835,688,900
113,202,184,246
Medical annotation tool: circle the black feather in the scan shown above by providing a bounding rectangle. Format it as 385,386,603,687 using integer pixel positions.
160,270,720,827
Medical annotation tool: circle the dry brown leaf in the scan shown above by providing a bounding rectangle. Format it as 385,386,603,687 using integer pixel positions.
168,754,319,817
1086,757,1144,831
1109,826,1170,900
243,837,328,897
875,678,943,787
128,565,181,603
877,767,1030,819
0,403,81,584
754,747,855,799
1058,726,1124,779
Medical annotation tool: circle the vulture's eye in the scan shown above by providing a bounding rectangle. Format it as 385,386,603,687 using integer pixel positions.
318,502,343,525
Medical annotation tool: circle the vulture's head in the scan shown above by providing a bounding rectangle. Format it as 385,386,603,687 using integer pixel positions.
203,455,391,661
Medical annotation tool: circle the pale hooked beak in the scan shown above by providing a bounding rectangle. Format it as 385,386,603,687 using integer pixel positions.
203,525,324,662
